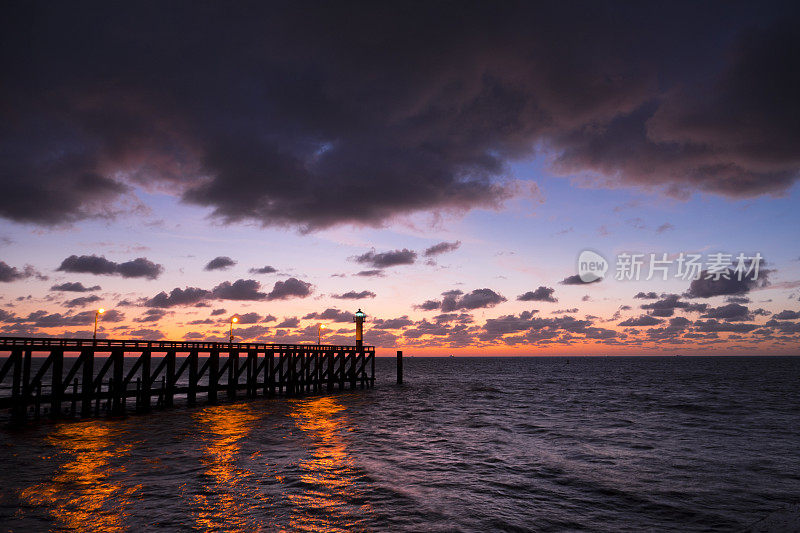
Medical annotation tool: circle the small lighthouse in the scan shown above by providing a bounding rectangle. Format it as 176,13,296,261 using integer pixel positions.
354,309,366,348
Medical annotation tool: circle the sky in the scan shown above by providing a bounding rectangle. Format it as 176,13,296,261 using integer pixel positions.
1,1,799,355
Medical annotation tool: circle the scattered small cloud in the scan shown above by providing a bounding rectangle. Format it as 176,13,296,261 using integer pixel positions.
0,262,48,282
352,249,416,268
205,256,237,271
249,265,277,274
424,241,461,257
332,290,376,299
51,282,101,292
656,222,674,234
355,270,385,277
560,274,601,285
517,286,557,302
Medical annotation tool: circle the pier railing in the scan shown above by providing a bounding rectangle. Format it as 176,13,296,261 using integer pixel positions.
0,336,375,423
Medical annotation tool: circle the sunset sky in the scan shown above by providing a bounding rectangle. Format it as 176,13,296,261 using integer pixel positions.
1,1,798,355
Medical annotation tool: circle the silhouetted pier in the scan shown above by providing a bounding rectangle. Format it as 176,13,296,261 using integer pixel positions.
0,336,375,424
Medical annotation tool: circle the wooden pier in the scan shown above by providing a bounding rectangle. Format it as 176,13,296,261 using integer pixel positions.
0,337,375,424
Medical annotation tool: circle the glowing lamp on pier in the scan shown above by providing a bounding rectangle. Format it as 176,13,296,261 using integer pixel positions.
230,315,239,343
93,308,105,341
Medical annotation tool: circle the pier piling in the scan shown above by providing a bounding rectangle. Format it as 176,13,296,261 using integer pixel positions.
397,350,403,385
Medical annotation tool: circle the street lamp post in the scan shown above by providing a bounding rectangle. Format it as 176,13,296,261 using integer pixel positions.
318,323,326,345
230,316,238,343
94,308,105,341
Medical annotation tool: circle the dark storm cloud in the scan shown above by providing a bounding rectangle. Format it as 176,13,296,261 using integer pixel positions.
640,294,708,317
265,278,313,300
51,281,101,292
517,286,557,302
249,265,277,274
134,309,169,323
204,256,237,271
353,249,417,268
700,303,753,321
415,289,506,312
63,294,102,308
116,258,165,279
146,278,312,306
146,287,211,308
212,279,266,300
277,317,300,328
332,290,376,300
58,255,116,275
235,312,262,324
424,241,461,257
22,309,124,327
725,296,751,304
634,292,659,299
57,255,163,279
764,319,800,334
685,269,769,298
773,310,800,320
619,315,663,327
693,320,758,333
4,3,797,230
442,289,506,312
415,299,442,311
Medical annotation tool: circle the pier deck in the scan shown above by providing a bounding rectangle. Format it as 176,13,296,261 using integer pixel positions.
0,336,375,423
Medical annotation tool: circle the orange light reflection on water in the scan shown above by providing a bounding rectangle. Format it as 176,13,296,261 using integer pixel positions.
19,422,139,532
190,403,270,532
287,396,373,532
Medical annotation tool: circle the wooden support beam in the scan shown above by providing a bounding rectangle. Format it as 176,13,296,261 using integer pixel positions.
51,349,64,419
246,351,257,397
370,351,375,388
165,349,176,408
10,349,25,423
140,350,151,413
349,350,357,389
81,349,94,418
267,351,275,397
187,350,198,406
227,350,238,399
208,350,219,404
287,351,296,396
278,351,285,395
112,348,125,416
327,350,335,391
0,353,16,383
313,351,320,393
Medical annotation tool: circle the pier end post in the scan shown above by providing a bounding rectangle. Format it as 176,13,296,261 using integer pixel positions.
396,350,403,385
